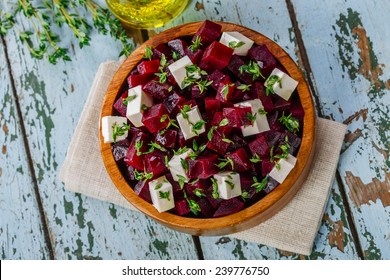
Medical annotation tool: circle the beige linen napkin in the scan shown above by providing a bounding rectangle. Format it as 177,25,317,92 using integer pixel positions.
59,61,347,255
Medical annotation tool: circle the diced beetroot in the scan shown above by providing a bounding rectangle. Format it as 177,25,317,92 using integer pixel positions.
200,41,233,70
273,97,291,111
119,163,136,182
111,139,130,162
188,154,219,179
198,198,215,218
223,107,251,127
166,173,183,197
227,134,247,152
251,82,274,112
113,91,128,117
177,100,197,111
228,55,252,84
145,150,168,178
284,131,302,155
206,130,231,155
153,43,172,60
197,60,214,72
227,147,251,172
143,80,173,100
134,180,152,203
191,84,206,99
208,69,229,90
249,134,270,157
213,197,244,218
248,45,277,76
204,98,221,120
264,130,283,148
216,80,235,102
166,70,178,87
142,103,169,133
263,176,279,194
232,81,246,101
240,173,255,190
193,20,222,48
174,199,190,216
168,39,188,56
124,131,151,170
163,91,186,114
209,112,233,135
289,98,304,120
184,179,209,196
267,111,283,131
127,72,154,88
261,158,275,177
186,48,203,64
176,130,186,148
137,59,160,75
206,191,222,209
155,129,177,149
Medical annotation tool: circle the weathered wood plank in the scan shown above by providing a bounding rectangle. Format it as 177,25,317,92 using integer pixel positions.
0,40,50,259
291,0,390,259
2,4,198,259
157,0,359,259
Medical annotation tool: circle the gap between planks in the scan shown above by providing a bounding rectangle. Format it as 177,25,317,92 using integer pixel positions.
1,35,55,260
285,0,365,259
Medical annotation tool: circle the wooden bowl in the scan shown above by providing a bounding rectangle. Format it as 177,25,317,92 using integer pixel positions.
100,21,316,236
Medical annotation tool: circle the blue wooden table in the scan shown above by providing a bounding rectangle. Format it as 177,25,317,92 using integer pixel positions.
1,0,389,260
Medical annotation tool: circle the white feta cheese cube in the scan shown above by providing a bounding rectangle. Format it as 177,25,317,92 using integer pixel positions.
234,99,270,136
176,106,206,140
149,176,175,213
168,148,194,182
126,85,153,127
214,172,242,200
101,116,129,143
264,68,298,101
219,31,254,56
168,55,200,89
269,154,297,184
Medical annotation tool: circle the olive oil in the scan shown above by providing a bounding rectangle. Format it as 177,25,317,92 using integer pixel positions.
106,0,189,29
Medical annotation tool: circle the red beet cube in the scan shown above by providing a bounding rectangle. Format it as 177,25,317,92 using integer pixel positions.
205,97,222,120
216,80,235,102
153,43,172,60
263,176,279,194
113,91,128,117
206,130,231,155
289,98,304,120
210,112,233,135
176,130,187,148
134,180,152,203
127,72,154,88
231,81,246,101
200,41,233,70
248,45,277,76
198,198,215,217
145,150,168,178
251,82,274,112
186,48,203,64
193,20,222,48
264,130,283,148
208,69,229,90
119,164,137,181
267,111,284,131
168,39,188,56
213,197,244,218
142,103,169,133
137,59,160,75
166,173,183,197
261,158,275,177
240,173,255,190
163,91,186,114
249,134,270,157
227,134,247,152
227,147,251,172
111,139,130,162
222,107,251,127
188,154,219,179
273,97,291,111
124,132,151,170
191,84,206,99
228,55,252,84
174,199,190,216
143,80,173,100
155,129,177,149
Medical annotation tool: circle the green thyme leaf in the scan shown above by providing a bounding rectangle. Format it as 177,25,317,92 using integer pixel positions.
217,157,234,169
229,41,245,49
211,178,219,199
194,188,206,198
247,112,257,124
279,112,300,134
133,169,153,181
195,79,213,94
239,60,265,80
192,120,205,134
187,198,201,215
177,174,187,189
135,141,143,156
123,94,137,106
250,153,262,163
155,71,168,83
189,36,202,52
180,158,189,172
159,190,170,201
112,122,130,143
241,191,250,201
265,75,282,96
251,176,268,193
144,46,153,60
174,146,189,155
237,84,251,92
207,126,217,141
172,51,180,61
154,182,163,190
221,83,234,99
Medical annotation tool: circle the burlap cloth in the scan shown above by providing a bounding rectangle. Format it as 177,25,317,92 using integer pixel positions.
59,61,347,256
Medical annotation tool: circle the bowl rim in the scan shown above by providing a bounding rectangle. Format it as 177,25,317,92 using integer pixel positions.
99,21,316,236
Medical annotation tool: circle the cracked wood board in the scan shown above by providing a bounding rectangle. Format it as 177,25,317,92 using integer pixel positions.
156,0,359,259
291,0,390,259
0,40,50,259
0,4,198,259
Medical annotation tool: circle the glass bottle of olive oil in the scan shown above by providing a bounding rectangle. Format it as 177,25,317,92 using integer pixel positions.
106,0,189,29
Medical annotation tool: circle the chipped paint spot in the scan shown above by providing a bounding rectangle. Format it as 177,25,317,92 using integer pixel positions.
86,221,95,252
343,108,368,124
0,167,2,177
71,84,74,93
152,239,169,257
76,194,87,228
362,230,382,259
279,249,294,257
232,240,247,260
345,171,390,208
63,197,74,215
2,145,6,154
344,128,363,145
195,1,204,11
215,237,231,245
2,123,9,135
324,214,345,252
16,166,23,175
109,204,117,219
